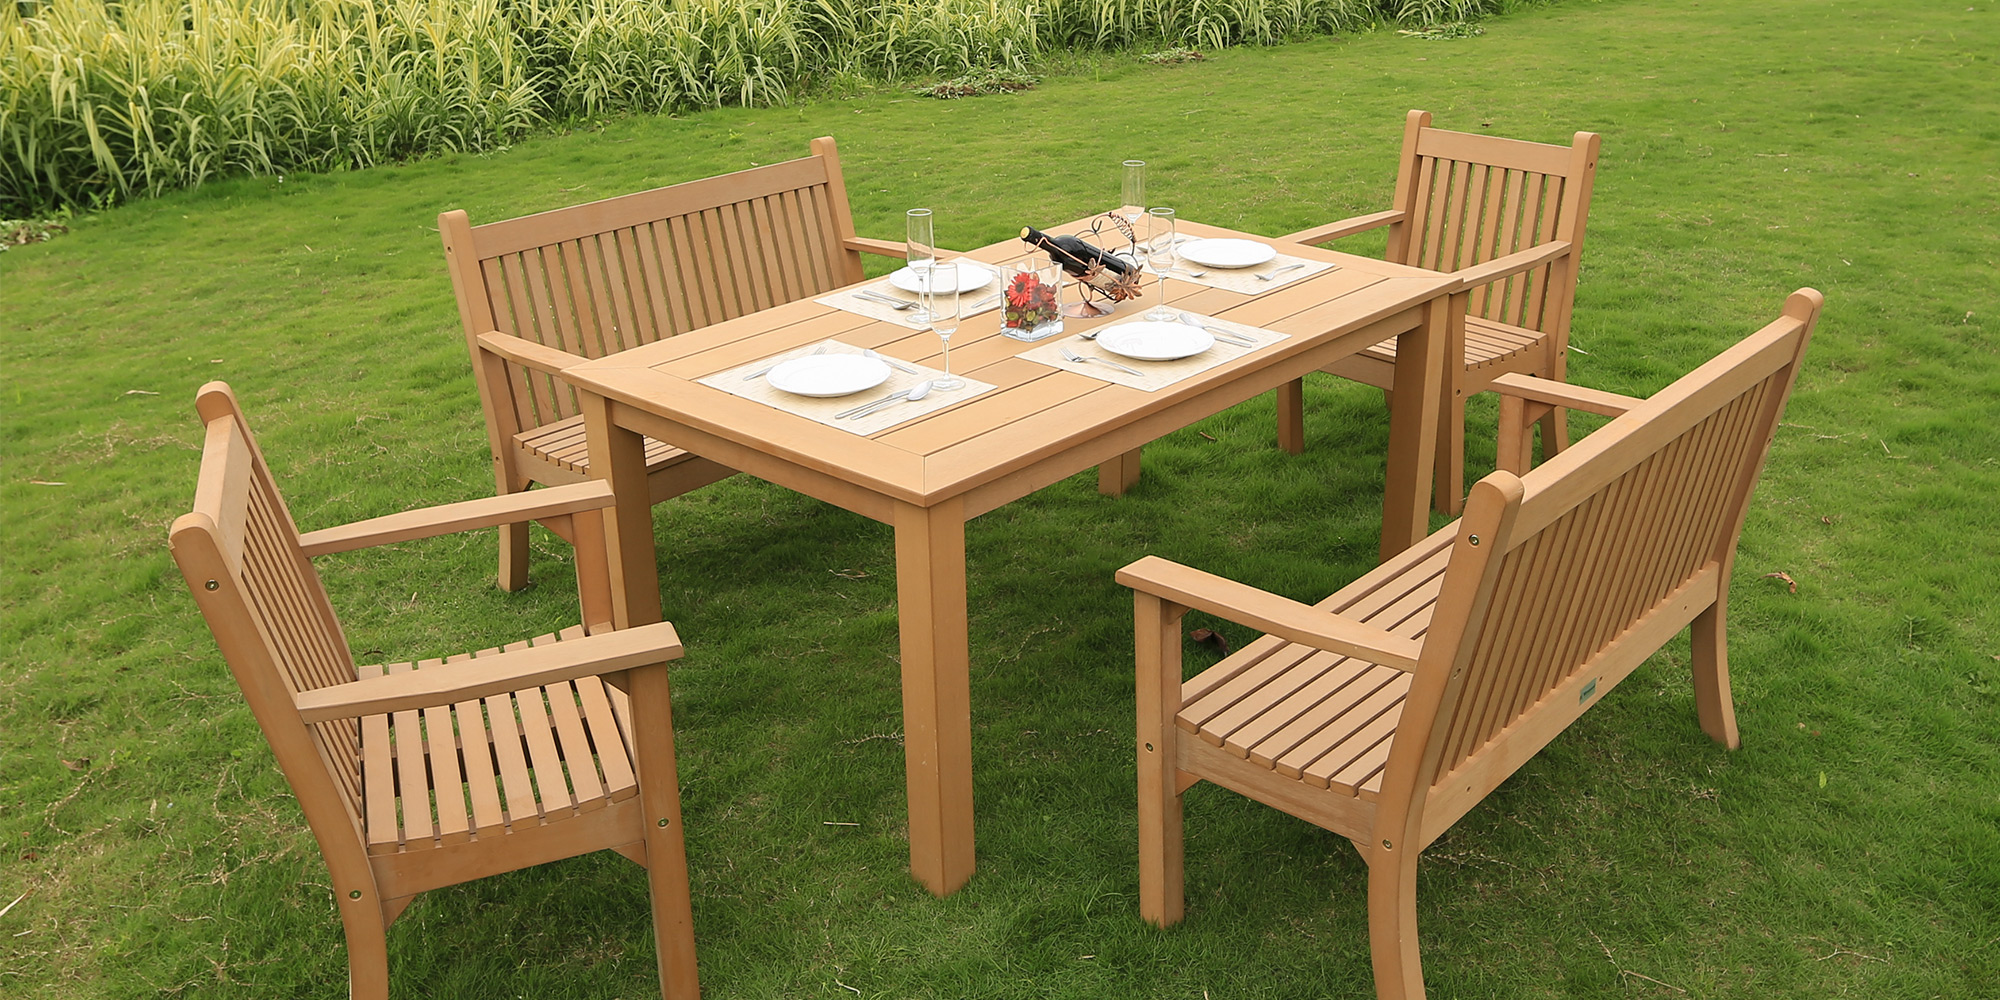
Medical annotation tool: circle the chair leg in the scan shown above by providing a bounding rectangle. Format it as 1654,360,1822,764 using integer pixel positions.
571,510,614,629
1495,395,1537,476
1365,845,1427,1000
1690,601,1741,749
498,520,531,593
1537,405,1569,464
1433,388,1466,516
1276,377,1306,455
338,902,391,1000
1135,591,1186,927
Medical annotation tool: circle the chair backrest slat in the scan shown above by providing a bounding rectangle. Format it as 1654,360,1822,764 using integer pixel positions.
172,385,366,840
1388,295,1818,796
1389,112,1598,340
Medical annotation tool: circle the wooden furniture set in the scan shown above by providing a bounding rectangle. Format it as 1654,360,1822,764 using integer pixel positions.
168,120,1813,999
1120,289,1820,1000
1279,110,1601,514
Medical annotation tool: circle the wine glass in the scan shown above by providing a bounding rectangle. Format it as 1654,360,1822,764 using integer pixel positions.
1121,160,1145,223
927,262,964,391
1140,207,1178,322
906,208,936,322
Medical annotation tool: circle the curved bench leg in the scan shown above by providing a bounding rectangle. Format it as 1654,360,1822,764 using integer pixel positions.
1366,845,1427,1000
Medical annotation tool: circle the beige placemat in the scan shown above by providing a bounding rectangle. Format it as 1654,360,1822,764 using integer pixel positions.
1165,248,1336,294
699,340,995,435
816,264,1006,329
1018,315,1289,392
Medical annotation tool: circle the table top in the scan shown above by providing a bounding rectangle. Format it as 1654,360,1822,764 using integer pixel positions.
564,218,1458,512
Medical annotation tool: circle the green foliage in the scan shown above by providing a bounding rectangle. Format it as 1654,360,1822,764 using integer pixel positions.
4,0,1995,997
912,67,1040,99
2,0,1425,214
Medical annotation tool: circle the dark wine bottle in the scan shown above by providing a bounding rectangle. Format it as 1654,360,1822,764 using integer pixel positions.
1020,226,1134,279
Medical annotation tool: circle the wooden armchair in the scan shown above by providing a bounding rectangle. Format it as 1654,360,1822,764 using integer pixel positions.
1121,291,1821,1000
1277,110,1601,514
169,382,701,1000
440,135,904,595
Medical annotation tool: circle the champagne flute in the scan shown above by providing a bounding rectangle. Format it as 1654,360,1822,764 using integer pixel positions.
1142,207,1178,322
927,262,964,391
906,208,935,322
1121,160,1145,223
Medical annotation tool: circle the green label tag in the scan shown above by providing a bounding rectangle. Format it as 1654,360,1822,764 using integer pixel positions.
1580,678,1598,704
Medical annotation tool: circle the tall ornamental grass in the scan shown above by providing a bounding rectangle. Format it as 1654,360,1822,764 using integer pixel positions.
0,0,1468,214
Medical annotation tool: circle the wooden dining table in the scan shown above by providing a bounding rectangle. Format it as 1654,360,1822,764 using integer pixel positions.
564,217,1460,897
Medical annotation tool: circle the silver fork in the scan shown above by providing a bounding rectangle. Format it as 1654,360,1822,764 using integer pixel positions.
1060,347,1144,377
853,289,918,310
743,343,829,380
1255,262,1309,282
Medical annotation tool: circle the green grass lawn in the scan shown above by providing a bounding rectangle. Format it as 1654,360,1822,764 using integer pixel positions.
3,0,1996,996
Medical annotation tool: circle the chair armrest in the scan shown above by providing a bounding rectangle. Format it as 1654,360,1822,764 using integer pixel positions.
1279,209,1404,246
1116,556,1421,671
298,481,615,557
845,236,906,258
476,331,586,377
1450,241,1571,289
294,621,683,724
1488,373,1640,418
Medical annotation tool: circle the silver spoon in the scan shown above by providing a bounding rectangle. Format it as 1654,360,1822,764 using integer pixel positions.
1172,266,1208,278
1256,262,1309,282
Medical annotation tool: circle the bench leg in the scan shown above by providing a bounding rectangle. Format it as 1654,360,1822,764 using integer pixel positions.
338,903,390,1000
1276,378,1306,455
1136,591,1187,927
1538,405,1570,464
1690,601,1741,749
1366,846,1427,1000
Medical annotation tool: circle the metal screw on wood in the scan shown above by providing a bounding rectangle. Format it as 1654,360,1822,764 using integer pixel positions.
657,818,670,827
205,580,219,590
1468,534,1480,546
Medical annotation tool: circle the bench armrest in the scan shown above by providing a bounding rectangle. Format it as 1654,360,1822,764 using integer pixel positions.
1279,209,1405,246
297,481,615,557
845,236,906,258
1450,240,1571,289
1488,373,1640,418
294,622,683,724
1116,556,1422,672
476,331,585,377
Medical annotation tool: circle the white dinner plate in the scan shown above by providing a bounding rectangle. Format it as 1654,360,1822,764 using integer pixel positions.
889,262,996,295
1178,238,1278,269
1095,321,1215,361
766,354,891,397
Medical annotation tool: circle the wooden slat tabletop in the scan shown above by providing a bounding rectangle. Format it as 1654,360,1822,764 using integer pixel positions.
565,218,1457,513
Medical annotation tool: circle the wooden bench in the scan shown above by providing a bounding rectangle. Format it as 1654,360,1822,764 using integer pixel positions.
439,136,903,604
1277,110,1600,515
1119,290,1822,1000
169,382,701,999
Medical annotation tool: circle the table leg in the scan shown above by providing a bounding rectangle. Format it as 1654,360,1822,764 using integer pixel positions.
1379,293,1452,561
892,498,976,896
582,393,662,629
1096,448,1143,496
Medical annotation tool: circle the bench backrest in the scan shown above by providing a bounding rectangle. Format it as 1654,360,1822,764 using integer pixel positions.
439,136,871,436
1383,290,1820,844
1384,110,1599,336
169,383,367,855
